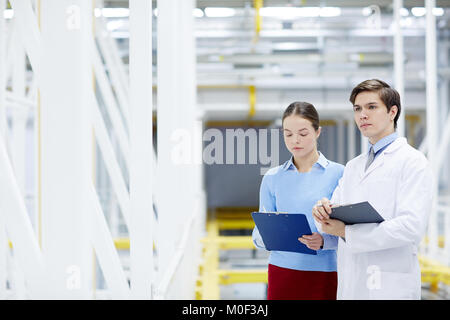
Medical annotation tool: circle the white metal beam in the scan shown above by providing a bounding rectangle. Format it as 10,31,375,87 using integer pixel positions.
92,92,131,227
337,119,345,164
99,16,129,95
347,116,356,161
154,208,197,299
425,0,438,258
91,37,130,167
156,0,204,298
156,0,179,283
129,0,154,299
39,0,94,298
7,244,27,298
89,183,130,299
0,131,44,298
436,112,450,175
393,0,405,137
96,17,130,126
11,32,27,196
0,0,7,299
9,0,42,79
360,134,368,155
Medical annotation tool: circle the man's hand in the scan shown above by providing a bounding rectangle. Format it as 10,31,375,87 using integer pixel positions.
321,219,346,238
298,232,323,251
312,198,333,222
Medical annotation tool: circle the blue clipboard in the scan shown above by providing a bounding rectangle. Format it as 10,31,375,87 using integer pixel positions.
251,212,317,255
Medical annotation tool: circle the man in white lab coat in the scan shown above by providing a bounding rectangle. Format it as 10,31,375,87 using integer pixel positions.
309,79,433,299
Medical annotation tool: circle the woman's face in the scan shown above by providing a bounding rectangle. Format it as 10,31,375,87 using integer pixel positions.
282,115,320,158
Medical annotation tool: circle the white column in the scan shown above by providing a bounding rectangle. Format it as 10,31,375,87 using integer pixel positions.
0,130,45,299
11,34,27,195
0,0,6,135
40,0,93,298
156,0,202,299
425,0,438,257
178,0,201,298
0,0,7,300
360,133,368,155
327,125,335,161
438,44,449,189
347,116,356,162
9,0,42,79
0,219,6,299
393,0,405,137
9,249,26,298
156,0,179,284
337,119,345,164
440,72,449,192
9,36,29,297
129,0,153,299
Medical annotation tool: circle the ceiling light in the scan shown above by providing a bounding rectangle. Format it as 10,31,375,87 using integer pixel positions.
298,7,321,17
319,7,341,17
101,8,129,18
153,8,204,17
106,20,124,31
362,7,372,17
411,7,426,16
261,7,322,18
400,17,413,27
433,7,444,16
3,9,13,19
204,7,236,18
411,7,444,17
193,8,204,18
94,8,101,17
399,8,409,16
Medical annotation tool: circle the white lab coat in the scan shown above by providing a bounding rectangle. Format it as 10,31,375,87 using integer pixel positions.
321,137,433,299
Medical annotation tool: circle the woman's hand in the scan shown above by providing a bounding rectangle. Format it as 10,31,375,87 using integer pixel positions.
298,232,323,251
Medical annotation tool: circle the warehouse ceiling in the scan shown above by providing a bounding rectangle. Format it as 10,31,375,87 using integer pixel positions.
100,1,449,90
93,0,450,121
102,1,450,9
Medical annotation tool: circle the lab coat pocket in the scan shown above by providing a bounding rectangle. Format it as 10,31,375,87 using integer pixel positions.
369,246,413,273
370,271,416,300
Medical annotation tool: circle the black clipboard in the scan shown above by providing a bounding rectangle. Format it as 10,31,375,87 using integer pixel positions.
251,212,317,255
330,201,384,225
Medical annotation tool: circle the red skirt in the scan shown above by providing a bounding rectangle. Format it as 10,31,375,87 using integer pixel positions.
267,264,337,300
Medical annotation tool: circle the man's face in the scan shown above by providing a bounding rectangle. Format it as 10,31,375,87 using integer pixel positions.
353,91,397,144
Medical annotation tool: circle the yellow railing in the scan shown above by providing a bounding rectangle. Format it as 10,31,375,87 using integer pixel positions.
196,208,267,300
419,255,450,293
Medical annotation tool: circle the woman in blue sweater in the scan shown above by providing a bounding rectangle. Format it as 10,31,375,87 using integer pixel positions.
252,101,344,300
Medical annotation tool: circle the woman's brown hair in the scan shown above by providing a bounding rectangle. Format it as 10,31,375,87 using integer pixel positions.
282,101,320,131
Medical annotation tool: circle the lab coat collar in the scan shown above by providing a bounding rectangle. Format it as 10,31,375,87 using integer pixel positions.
360,137,406,179
382,137,407,154
367,132,399,154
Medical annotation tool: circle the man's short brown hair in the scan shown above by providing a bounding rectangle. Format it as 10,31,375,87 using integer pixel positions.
349,79,401,129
